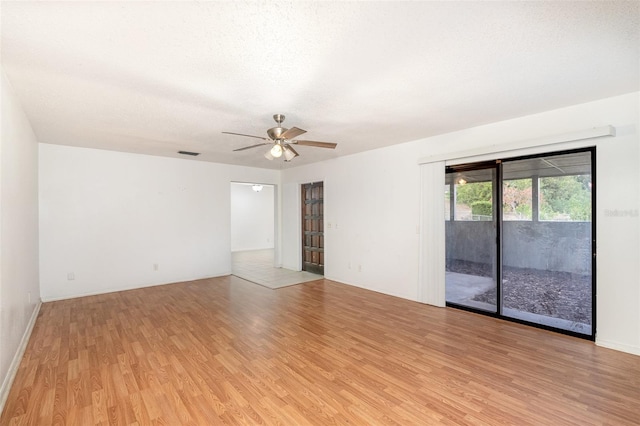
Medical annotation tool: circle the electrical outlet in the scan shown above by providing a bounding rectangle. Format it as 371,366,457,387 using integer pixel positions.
153,263,159,271
67,272,75,280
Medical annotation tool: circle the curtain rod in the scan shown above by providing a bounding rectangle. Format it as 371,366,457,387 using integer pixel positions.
418,125,616,165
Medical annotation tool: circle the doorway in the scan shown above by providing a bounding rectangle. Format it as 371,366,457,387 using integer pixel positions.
230,182,275,253
445,148,595,339
230,182,276,279
301,181,324,275
230,182,323,288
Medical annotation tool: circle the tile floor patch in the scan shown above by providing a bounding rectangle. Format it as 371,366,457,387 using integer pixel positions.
232,249,322,289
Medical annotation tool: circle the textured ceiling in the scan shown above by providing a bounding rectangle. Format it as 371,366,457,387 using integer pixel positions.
2,1,639,169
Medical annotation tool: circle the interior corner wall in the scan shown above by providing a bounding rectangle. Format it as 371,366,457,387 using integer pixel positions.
280,92,640,356
0,70,40,407
230,183,275,252
38,144,279,301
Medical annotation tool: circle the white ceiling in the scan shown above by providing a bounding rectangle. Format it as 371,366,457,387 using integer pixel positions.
2,1,639,170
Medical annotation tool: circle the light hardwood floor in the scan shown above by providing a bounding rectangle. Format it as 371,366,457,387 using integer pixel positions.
1,276,639,425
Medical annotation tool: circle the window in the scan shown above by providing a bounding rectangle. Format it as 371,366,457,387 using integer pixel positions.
539,175,591,222
502,179,532,221
445,168,494,221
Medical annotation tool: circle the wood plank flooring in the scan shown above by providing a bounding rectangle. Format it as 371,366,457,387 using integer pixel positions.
1,276,639,425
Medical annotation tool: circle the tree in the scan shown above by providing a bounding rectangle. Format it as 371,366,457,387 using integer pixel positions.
540,175,591,221
503,179,532,219
471,201,492,216
456,182,492,206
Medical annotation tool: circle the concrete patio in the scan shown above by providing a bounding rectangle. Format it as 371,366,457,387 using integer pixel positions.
446,271,592,335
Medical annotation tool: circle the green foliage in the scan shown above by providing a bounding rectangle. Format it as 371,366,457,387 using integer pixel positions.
452,173,591,222
540,175,591,221
506,179,531,190
471,201,492,216
456,182,492,206
517,204,532,218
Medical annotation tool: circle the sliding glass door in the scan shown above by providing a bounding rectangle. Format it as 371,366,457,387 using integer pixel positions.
501,150,593,335
445,164,497,313
445,149,595,338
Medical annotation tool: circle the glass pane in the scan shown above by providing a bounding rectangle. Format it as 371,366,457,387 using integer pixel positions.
445,167,496,313
502,179,532,221
540,175,592,221
444,184,451,221
501,151,592,335
453,175,492,221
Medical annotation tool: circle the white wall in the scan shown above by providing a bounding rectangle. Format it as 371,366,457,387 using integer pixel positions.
281,92,640,355
281,182,302,271
281,144,423,298
0,70,40,407
39,144,279,301
230,183,274,252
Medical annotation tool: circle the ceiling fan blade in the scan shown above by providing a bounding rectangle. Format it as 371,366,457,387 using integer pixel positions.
285,144,299,157
233,142,270,152
222,131,269,141
292,140,337,149
280,127,306,140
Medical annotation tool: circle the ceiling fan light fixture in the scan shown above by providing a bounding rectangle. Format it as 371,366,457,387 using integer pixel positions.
283,146,296,161
270,144,283,158
224,114,337,161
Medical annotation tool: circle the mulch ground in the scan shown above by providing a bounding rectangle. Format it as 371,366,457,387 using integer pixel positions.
446,260,592,325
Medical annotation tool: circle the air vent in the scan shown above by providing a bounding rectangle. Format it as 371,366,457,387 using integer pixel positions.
178,151,200,156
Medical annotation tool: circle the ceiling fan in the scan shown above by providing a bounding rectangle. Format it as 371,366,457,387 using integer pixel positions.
223,114,337,162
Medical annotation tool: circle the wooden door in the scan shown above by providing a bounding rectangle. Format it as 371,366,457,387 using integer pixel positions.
302,182,324,275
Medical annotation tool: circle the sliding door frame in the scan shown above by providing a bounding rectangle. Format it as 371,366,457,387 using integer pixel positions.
445,147,596,341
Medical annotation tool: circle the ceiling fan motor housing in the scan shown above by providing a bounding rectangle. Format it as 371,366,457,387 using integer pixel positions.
268,114,287,140
267,126,287,140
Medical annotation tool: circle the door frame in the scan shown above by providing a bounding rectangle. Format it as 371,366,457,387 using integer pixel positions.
301,181,325,275
445,147,596,340
229,181,280,268
282,179,327,273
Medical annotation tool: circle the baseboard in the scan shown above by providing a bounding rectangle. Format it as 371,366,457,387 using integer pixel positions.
281,264,301,271
324,275,413,302
0,300,42,415
231,247,275,252
596,339,640,356
40,273,230,302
